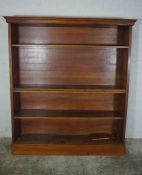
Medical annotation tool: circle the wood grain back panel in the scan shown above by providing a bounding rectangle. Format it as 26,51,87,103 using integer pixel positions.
12,25,119,45
20,118,119,135
20,93,119,111
13,47,119,85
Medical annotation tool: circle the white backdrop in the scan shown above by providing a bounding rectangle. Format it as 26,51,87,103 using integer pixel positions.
0,0,142,138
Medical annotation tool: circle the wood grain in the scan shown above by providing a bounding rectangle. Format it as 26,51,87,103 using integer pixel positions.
12,47,126,86
5,16,136,155
14,109,123,119
12,143,125,155
19,93,120,111
4,16,136,26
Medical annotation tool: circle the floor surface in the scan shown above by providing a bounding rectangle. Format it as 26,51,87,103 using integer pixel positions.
0,138,142,175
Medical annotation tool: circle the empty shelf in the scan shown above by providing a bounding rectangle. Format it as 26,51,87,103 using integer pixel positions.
14,133,122,145
11,44,129,48
14,109,124,119
13,85,126,94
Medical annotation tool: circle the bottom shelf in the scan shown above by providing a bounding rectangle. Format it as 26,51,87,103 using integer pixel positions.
14,133,121,144
12,133,125,155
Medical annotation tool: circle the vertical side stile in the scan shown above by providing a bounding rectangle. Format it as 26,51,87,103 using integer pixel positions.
123,26,132,140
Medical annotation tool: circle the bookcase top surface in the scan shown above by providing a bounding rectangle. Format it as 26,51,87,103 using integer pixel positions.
4,16,136,26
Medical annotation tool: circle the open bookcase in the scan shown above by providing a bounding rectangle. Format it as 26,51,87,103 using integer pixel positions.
4,17,136,155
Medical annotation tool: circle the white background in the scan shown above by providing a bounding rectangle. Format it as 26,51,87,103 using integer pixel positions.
0,0,142,138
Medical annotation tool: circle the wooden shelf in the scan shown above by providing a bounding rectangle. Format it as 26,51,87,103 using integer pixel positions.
13,85,126,94
11,44,129,48
14,109,124,119
14,133,121,145
5,16,136,155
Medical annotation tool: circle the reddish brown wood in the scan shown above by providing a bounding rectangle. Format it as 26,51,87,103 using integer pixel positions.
4,16,136,155
13,133,120,144
12,143,125,155
122,26,133,140
18,118,122,135
13,85,126,94
4,16,136,26
14,109,123,119
12,44,129,48
12,46,128,86
19,93,120,111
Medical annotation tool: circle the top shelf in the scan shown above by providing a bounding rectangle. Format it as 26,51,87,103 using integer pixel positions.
11,44,129,48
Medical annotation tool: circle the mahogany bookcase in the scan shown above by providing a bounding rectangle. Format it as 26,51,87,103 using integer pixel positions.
4,16,136,155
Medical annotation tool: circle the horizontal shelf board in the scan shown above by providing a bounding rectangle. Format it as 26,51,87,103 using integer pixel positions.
14,133,121,145
11,44,129,48
14,109,124,119
13,85,126,94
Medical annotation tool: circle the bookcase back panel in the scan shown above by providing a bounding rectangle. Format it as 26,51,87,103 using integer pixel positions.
12,47,127,86
19,118,117,135
12,25,115,45
11,24,129,45
19,93,120,111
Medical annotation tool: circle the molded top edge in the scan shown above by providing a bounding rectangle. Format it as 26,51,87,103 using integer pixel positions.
4,16,137,26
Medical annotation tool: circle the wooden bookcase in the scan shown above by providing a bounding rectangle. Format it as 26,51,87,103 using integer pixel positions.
4,17,136,155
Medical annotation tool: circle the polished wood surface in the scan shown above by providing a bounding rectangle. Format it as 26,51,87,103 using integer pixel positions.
4,16,136,26
12,143,125,155
14,109,123,119
18,119,116,135
12,44,129,48
10,25,129,45
19,93,121,111
16,118,122,135
4,16,136,155
14,133,120,144
14,85,126,93
12,47,129,86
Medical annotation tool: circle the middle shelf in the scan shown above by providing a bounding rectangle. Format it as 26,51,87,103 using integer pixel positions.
13,85,126,94
11,44,129,48
14,109,124,119
13,109,124,141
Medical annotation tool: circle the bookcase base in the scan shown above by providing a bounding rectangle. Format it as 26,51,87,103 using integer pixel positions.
12,143,125,156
